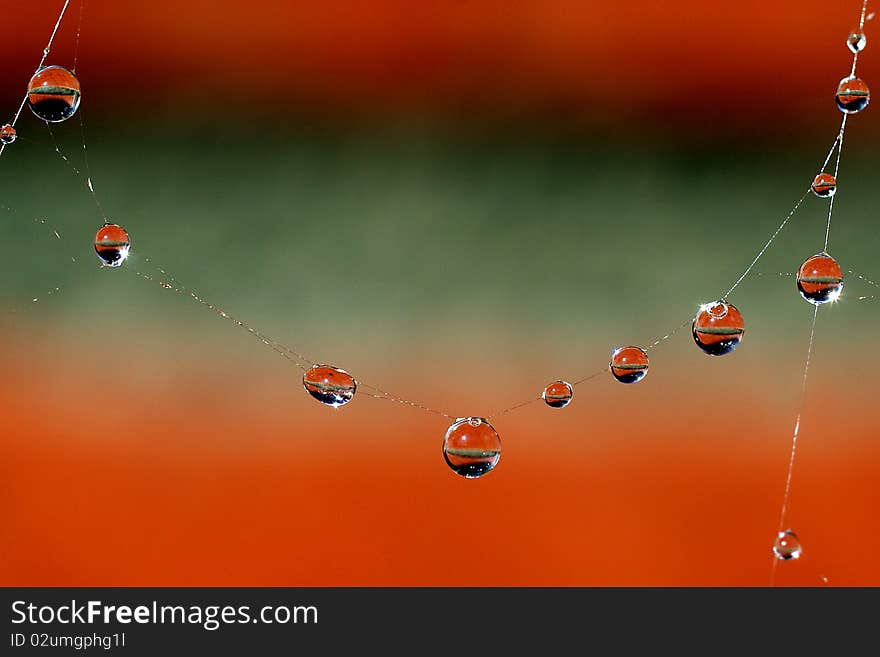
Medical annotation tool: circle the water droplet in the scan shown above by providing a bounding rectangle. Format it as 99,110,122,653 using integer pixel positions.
302,365,357,408
692,300,745,356
836,76,870,114
442,417,501,478
94,223,131,267
773,529,802,561
0,124,17,145
811,172,837,198
610,346,649,384
847,30,867,53
26,65,81,123
542,380,573,408
797,253,843,305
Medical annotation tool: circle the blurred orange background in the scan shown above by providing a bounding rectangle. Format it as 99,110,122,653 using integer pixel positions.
1,1,879,587
3,330,878,586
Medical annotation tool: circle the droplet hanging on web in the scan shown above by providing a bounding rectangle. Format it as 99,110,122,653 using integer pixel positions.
610,346,649,384
542,380,573,408
93,223,131,267
847,30,867,54
0,124,16,145
27,65,81,123
302,365,357,408
692,301,745,356
835,76,870,114
442,417,501,478
797,253,843,305
811,173,837,198
772,529,802,561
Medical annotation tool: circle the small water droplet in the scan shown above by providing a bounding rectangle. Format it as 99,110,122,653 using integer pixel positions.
797,253,843,305
773,529,802,561
847,30,867,53
302,365,357,408
542,380,573,408
692,301,745,356
0,124,17,145
811,172,837,198
442,417,501,478
610,346,649,384
706,301,728,319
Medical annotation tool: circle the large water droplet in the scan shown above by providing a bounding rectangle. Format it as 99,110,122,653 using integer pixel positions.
542,380,573,408
94,223,131,267
692,301,745,356
610,346,649,384
836,76,870,114
811,172,837,198
797,253,843,305
27,65,81,123
302,365,357,407
442,417,501,478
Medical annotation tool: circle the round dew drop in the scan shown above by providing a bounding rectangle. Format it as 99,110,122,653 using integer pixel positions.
835,76,870,114
542,380,573,408
302,365,357,408
442,417,501,478
692,301,745,356
773,529,802,561
847,30,867,53
0,124,16,145
93,223,131,267
27,65,81,123
811,173,836,198
610,346,649,384
797,253,843,305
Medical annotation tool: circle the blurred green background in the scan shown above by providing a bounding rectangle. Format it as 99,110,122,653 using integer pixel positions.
4,120,878,362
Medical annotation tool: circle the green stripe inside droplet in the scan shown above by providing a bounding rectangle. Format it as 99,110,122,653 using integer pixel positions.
28,86,79,96
800,276,842,283
445,448,500,458
305,379,354,393
695,326,744,335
